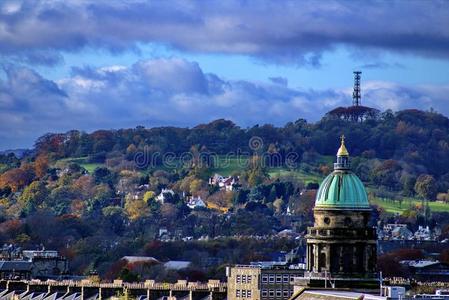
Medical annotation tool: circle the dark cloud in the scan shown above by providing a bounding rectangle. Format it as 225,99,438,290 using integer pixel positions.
359,62,405,69
0,1,448,66
0,58,448,149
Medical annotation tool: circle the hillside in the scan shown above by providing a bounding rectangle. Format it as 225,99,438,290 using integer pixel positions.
2,108,449,279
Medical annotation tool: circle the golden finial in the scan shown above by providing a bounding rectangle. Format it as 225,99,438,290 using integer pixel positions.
337,134,349,156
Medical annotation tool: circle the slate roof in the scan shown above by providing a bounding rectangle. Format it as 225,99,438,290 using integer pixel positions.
0,260,32,271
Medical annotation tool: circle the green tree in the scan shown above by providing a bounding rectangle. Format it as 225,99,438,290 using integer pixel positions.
19,181,48,213
414,174,438,200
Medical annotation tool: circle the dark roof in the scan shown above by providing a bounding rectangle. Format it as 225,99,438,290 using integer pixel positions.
0,260,32,271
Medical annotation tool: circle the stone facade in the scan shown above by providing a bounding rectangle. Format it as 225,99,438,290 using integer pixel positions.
227,265,304,300
305,208,377,278
300,137,379,288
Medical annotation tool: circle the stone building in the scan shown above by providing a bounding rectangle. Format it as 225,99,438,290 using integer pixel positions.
226,264,304,300
300,136,378,288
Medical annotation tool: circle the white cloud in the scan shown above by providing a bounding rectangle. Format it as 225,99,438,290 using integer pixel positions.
1,58,448,149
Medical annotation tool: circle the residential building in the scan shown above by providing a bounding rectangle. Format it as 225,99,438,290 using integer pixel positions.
155,188,175,203
209,174,239,191
187,196,206,209
400,260,449,281
164,260,192,270
0,250,67,279
226,264,304,300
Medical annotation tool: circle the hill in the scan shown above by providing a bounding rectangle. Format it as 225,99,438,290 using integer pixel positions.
1,108,449,279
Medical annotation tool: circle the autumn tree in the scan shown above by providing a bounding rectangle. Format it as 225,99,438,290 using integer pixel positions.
34,154,49,178
245,155,268,187
0,167,34,192
125,198,151,221
414,174,438,200
18,181,48,213
143,191,156,203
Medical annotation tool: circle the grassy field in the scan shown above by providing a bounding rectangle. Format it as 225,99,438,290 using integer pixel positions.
268,168,321,184
370,196,449,213
211,156,249,176
210,155,323,184
54,157,104,173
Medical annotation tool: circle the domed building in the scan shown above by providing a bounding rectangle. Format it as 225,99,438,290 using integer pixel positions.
303,136,378,288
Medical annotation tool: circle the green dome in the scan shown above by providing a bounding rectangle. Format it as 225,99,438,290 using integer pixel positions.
315,170,369,209
315,136,369,210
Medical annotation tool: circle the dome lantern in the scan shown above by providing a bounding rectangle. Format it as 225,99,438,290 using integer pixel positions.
315,136,370,210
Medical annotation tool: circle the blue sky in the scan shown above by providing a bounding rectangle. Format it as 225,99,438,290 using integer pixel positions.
1,0,449,149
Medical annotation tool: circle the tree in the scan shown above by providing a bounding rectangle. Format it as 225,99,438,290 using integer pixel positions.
50,186,76,215
143,191,156,203
160,203,178,220
34,154,49,178
273,198,284,214
89,184,113,212
18,181,48,213
246,155,268,187
0,167,34,192
102,206,126,233
125,198,150,221
189,179,204,195
414,174,438,200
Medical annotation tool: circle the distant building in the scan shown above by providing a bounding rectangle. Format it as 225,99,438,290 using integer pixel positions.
0,250,67,279
209,174,239,191
121,256,160,265
226,264,304,300
413,289,449,299
290,288,388,299
187,196,206,209
164,261,192,270
0,261,31,280
378,224,437,241
400,260,449,281
391,225,413,240
414,225,434,241
22,250,68,278
155,188,175,203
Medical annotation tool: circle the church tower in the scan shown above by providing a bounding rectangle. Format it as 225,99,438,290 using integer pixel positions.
304,136,377,286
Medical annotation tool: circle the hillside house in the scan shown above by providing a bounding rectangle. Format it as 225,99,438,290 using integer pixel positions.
187,196,206,209
209,174,239,191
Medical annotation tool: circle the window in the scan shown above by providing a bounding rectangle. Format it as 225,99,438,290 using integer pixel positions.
247,275,252,284
290,275,295,282
242,275,246,284
236,290,240,297
276,290,282,297
344,217,352,226
283,274,289,283
242,290,246,297
247,290,252,298
283,290,289,297
236,275,241,283
269,274,275,283
276,274,282,283
262,275,268,283
269,290,275,297
262,289,268,297
324,217,330,225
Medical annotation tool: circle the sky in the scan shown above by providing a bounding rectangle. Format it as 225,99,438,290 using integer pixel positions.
1,0,449,150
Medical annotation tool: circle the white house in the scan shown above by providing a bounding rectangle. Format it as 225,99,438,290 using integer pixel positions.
209,173,239,191
156,188,175,204
187,196,206,209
